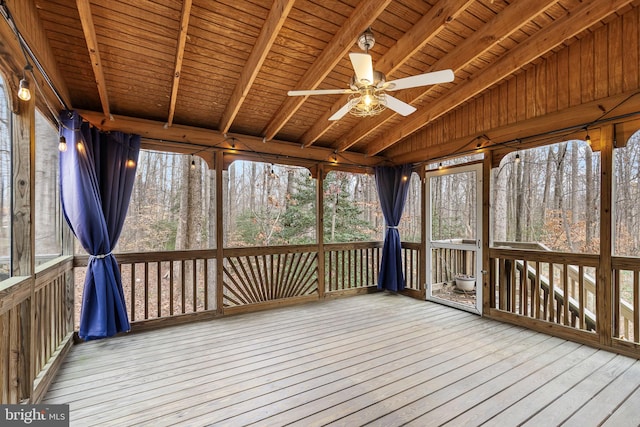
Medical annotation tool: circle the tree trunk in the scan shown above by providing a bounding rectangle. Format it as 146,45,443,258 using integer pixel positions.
176,156,191,250
492,165,508,242
585,147,594,250
570,140,578,225
228,163,236,238
515,154,524,241
285,168,294,208
541,146,554,229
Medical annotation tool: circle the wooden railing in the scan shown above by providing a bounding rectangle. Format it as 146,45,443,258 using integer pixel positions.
324,242,382,293
613,257,640,345
431,240,476,284
73,241,395,323
224,245,318,306
490,244,599,335
402,242,421,290
75,250,217,327
0,256,74,404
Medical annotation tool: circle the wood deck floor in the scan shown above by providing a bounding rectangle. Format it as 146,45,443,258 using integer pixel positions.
44,293,640,426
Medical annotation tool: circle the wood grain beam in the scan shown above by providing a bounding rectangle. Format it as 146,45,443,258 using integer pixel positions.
390,90,640,165
76,109,385,168
167,0,193,127
76,0,110,118
219,0,295,134
299,0,474,148
3,0,72,109
261,0,392,141
337,0,559,153
365,0,636,156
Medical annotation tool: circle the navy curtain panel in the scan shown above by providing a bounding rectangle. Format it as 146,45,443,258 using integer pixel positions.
59,111,140,340
375,164,412,292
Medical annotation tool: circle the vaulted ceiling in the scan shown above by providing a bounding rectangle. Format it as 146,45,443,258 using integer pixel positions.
1,0,638,166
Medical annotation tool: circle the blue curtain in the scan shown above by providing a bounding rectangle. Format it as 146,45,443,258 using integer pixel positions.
59,111,140,340
375,164,412,292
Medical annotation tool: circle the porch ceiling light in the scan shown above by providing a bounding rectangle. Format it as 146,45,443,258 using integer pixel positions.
58,136,67,152
17,65,33,101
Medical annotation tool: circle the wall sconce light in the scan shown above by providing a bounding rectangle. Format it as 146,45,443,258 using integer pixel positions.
126,158,136,168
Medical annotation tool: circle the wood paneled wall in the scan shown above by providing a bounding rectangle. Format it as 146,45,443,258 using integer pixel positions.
387,6,640,163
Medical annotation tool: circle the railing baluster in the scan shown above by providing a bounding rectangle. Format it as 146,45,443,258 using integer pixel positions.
634,270,639,342
157,261,161,318
181,260,186,314
578,265,585,330
563,263,569,326
130,263,136,322
144,262,149,321
169,261,174,316
204,259,209,311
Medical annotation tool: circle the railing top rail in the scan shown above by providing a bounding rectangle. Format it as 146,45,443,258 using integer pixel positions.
492,241,552,251
323,241,384,251
489,247,599,267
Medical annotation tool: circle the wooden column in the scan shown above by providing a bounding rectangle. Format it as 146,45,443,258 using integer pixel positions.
62,167,75,337
11,92,35,401
598,124,614,346
419,167,427,298
215,152,224,314
316,165,325,299
482,154,492,313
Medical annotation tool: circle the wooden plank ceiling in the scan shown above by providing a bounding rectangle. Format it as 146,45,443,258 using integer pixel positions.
22,0,638,165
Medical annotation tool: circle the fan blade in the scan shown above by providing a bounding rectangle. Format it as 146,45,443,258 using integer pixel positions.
329,101,353,121
288,88,354,96
349,53,374,85
385,95,416,116
385,69,454,91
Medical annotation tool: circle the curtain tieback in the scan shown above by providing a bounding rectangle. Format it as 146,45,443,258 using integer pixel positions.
386,226,398,229
90,252,112,260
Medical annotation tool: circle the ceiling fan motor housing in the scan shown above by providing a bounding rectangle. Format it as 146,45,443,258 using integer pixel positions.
357,29,376,52
350,70,386,90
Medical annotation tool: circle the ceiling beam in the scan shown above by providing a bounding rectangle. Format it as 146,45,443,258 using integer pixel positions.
167,0,193,127
299,0,474,148
391,90,640,165
335,0,560,153
77,109,385,168
76,0,110,118
219,0,295,134
261,0,392,142
365,0,636,156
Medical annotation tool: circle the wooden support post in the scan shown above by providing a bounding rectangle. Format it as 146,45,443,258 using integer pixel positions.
11,94,35,402
215,152,224,314
419,167,427,297
482,155,491,313
316,165,325,299
598,124,614,346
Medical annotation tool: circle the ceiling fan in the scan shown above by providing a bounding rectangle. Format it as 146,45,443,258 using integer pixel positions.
287,29,455,121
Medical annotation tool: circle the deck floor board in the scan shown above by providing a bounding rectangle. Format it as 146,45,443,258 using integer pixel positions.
43,293,640,426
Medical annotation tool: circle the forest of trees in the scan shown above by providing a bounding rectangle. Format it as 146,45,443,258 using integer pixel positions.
118,154,426,253
492,141,601,254
2,74,640,275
